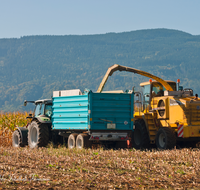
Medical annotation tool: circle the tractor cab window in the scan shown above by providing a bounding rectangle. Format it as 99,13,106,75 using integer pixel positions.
34,103,45,116
45,104,53,117
40,104,45,114
34,104,42,116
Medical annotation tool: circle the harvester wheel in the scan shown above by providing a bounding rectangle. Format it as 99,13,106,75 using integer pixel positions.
28,121,49,148
12,130,23,147
156,127,176,149
68,133,78,149
132,119,150,149
76,134,91,149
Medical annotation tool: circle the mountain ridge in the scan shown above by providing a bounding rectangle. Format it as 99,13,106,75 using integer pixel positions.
0,28,200,111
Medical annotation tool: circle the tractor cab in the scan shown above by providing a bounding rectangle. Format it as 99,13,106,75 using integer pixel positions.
24,99,53,122
134,80,176,113
34,99,53,118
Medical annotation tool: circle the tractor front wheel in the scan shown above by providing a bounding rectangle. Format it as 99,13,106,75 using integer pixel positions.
12,130,23,147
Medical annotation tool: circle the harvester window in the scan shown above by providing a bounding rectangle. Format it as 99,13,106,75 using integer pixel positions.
152,83,164,97
142,84,151,109
152,82,176,97
143,84,150,102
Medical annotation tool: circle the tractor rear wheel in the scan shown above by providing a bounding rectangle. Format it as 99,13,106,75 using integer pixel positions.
68,133,78,149
28,121,49,148
156,127,176,149
132,119,150,149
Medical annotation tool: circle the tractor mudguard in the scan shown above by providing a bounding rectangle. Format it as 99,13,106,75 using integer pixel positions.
35,116,52,124
16,127,28,146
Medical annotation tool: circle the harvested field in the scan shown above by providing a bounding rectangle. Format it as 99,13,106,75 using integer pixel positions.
0,146,199,189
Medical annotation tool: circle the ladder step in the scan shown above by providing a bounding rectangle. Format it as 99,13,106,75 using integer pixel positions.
148,122,155,125
150,128,156,131
149,131,156,135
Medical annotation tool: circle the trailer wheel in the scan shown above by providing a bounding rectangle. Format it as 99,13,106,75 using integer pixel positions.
68,133,78,149
28,121,49,148
76,134,91,149
12,130,23,147
156,127,176,149
132,119,150,149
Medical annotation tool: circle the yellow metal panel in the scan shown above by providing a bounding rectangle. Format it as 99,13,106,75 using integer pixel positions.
169,104,184,124
189,126,200,137
183,126,190,138
183,126,200,138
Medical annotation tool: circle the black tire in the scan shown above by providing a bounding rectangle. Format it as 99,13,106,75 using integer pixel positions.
12,130,23,147
68,133,78,149
156,127,176,149
28,121,49,149
115,141,127,149
132,119,150,149
76,134,91,149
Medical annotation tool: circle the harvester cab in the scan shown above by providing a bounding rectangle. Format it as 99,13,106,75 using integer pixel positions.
137,80,177,112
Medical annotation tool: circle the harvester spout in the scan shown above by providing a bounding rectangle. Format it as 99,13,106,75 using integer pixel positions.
97,64,174,93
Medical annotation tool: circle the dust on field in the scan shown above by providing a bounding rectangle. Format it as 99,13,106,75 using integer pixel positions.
0,146,199,189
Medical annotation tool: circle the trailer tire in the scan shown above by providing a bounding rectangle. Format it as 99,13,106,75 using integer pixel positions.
68,133,78,149
132,119,150,149
76,134,91,149
156,127,176,149
12,130,23,147
28,121,49,149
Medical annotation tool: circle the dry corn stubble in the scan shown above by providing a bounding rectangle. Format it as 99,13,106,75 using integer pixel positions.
0,112,199,189
0,146,199,189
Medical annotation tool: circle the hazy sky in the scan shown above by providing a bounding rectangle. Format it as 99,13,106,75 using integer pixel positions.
0,0,200,38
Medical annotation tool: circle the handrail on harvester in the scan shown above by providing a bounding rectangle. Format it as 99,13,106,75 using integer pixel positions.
97,64,173,93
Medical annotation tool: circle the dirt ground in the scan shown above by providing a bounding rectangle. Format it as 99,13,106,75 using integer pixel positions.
0,146,199,189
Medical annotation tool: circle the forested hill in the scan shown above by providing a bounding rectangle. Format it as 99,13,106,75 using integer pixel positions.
0,29,200,111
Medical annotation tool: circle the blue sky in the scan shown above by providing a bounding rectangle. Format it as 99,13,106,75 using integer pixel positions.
0,0,200,38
